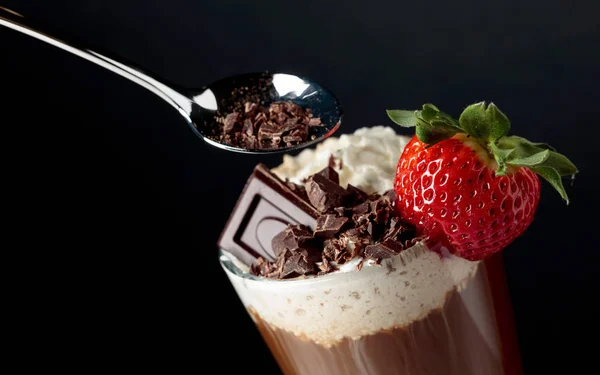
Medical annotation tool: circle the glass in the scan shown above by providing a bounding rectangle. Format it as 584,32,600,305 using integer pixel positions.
219,243,523,375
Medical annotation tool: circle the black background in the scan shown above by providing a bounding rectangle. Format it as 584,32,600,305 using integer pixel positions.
2,0,598,373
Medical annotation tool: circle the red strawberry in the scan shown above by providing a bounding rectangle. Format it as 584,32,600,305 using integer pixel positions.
387,102,578,261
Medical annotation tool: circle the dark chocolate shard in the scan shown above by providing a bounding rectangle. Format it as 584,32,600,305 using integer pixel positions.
323,238,343,261
284,101,305,117
315,214,349,238
280,253,315,278
254,112,267,127
328,154,336,168
347,184,369,205
316,166,340,185
271,224,314,255
269,102,284,114
242,118,254,136
367,192,382,201
383,189,397,203
283,135,304,145
308,117,322,126
318,255,333,275
352,201,370,215
357,260,364,271
223,112,239,133
244,101,258,114
374,204,390,225
364,242,398,261
280,119,304,133
258,121,282,140
305,174,350,213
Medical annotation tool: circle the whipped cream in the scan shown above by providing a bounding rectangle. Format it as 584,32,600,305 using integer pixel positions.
221,244,481,346
272,126,412,194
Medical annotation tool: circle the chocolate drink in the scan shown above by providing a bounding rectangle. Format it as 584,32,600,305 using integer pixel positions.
219,127,525,374
248,253,522,375
221,245,522,375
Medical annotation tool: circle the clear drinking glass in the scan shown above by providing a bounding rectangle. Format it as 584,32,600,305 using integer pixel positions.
219,243,523,375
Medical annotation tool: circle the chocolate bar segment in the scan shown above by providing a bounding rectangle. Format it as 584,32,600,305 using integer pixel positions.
217,164,319,266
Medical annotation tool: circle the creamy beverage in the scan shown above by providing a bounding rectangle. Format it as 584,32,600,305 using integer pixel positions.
219,106,576,374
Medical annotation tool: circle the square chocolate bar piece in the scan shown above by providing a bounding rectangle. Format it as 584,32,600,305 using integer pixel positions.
218,164,319,266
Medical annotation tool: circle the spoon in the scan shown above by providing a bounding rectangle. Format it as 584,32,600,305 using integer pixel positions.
0,6,343,154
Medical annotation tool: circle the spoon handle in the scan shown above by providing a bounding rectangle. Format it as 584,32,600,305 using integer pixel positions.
0,6,194,121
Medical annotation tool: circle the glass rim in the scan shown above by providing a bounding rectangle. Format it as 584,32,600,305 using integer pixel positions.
217,241,439,286
218,247,372,286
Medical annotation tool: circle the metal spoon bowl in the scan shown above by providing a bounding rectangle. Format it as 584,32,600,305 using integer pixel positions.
0,6,343,154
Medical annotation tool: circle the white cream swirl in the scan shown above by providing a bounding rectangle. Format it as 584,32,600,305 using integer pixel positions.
272,126,412,194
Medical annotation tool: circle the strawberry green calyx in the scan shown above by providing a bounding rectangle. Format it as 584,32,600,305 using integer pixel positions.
386,102,578,204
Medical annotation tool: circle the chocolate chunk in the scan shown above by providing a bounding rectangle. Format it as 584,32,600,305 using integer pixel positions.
347,184,369,204
241,119,254,136
245,136,258,149
280,119,304,133
383,189,397,203
308,117,322,126
323,238,343,261
380,237,404,253
269,102,284,114
283,135,304,144
367,192,382,201
339,231,369,260
258,121,281,140
375,205,390,225
254,112,267,127
315,215,349,238
328,154,336,168
284,101,304,117
305,174,350,213
352,201,370,215
318,255,333,275
271,224,314,255
364,242,398,261
223,112,239,133
316,166,340,185
244,101,258,114
280,253,314,278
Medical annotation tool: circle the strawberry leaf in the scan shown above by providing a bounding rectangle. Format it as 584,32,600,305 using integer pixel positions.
421,104,440,121
415,121,458,146
500,136,578,176
543,152,579,176
507,149,550,166
530,165,570,204
386,110,419,127
495,135,578,203
489,142,513,175
459,102,510,142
